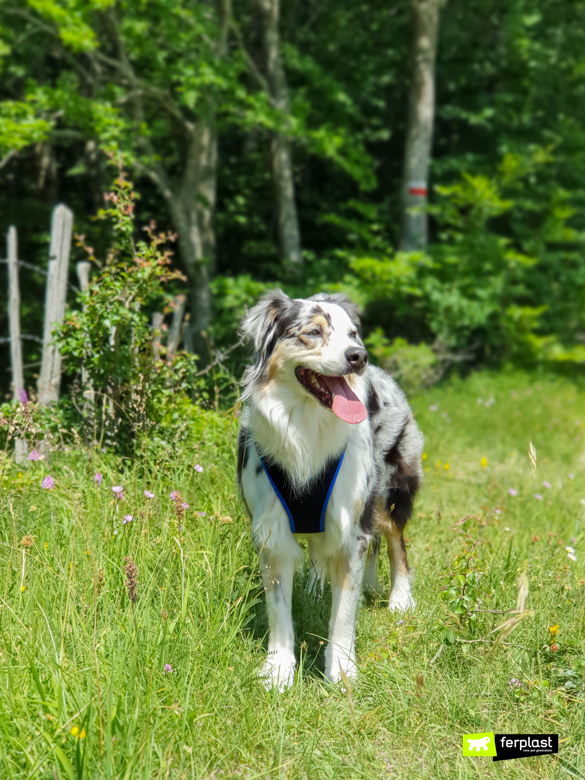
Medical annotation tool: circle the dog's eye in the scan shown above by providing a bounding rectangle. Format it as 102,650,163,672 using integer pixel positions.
350,330,358,339
307,329,321,337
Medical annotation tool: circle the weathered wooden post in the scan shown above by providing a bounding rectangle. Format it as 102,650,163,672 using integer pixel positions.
167,294,187,358
38,204,73,406
7,226,27,462
76,261,93,400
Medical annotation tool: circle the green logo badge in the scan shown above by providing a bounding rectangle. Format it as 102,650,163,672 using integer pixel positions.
462,733,497,757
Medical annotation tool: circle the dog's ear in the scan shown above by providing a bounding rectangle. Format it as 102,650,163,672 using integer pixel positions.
241,289,295,354
309,292,361,331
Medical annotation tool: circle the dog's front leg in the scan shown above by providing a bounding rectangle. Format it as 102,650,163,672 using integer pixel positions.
325,536,367,684
259,551,296,691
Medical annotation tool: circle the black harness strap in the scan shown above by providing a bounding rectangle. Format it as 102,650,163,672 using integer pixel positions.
258,446,345,534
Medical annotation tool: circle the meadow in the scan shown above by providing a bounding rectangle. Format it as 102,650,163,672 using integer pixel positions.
0,370,583,779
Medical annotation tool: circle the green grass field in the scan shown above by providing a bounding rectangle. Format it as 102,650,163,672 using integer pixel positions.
0,370,584,779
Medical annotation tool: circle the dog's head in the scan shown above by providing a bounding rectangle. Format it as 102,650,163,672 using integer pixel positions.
241,290,368,424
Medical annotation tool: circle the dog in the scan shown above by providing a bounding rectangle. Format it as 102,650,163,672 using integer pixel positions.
237,290,423,689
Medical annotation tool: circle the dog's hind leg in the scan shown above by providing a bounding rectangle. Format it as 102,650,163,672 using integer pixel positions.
384,521,415,611
363,533,381,592
325,534,369,683
259,551,297,691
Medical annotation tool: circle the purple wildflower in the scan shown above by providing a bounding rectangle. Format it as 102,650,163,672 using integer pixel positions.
123,515,133,525
41,475,54,490
18,388,28,404
94,472,103,485
197,511,206,517
170,491,179,500
182,502,189,510
569,474,574,479
194,465,203,473
508,488,518,496
164,663,172,673
28,450,39,462
508,678,521,689
397,620,404,625
144,490,155,499
495,508,501,514
112,486,123,494
534,494,543,500
543,481,551,489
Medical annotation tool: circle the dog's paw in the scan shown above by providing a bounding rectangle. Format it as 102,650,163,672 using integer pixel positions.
260,652,296,692
388,593,416,612
324,654,358,685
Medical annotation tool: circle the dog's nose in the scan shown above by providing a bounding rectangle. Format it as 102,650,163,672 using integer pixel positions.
345,347,368,372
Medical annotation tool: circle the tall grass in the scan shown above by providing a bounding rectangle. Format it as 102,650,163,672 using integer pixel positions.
0,370,583,778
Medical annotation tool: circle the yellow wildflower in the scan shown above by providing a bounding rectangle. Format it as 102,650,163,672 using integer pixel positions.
20,585,25,592
480,457,487,468
549,625,559,637
421,452,428,461
436,460,441,469
71,726,79,737
444,463,450,471
79,730,86,739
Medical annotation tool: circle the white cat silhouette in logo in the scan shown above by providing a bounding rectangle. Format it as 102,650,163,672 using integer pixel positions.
467,736,491,752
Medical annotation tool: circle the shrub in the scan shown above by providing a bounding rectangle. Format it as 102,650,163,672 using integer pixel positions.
56,165,200,455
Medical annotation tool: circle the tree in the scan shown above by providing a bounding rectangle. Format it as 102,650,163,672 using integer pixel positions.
2,0,239,358
399,0,444,252
256,0,302,264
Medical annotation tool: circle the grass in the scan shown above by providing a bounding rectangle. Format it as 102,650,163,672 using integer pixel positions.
0,369,584,779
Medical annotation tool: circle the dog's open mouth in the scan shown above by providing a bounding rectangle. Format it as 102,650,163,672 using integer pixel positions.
295,368,367,424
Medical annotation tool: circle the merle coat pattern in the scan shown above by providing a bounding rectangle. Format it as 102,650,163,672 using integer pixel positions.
238,290,423,689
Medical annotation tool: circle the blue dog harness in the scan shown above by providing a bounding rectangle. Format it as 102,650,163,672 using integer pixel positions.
258,448,345,534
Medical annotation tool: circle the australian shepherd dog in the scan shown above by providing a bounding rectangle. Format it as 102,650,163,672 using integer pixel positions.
237,290,423,689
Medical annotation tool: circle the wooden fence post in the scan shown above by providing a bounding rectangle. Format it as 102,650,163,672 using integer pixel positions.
167,294,187,358
76,261,93,407
7,226,27,463
38,205,73,406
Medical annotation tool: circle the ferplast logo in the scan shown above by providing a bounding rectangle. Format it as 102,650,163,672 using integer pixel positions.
462,733,497,757
463,732,559,761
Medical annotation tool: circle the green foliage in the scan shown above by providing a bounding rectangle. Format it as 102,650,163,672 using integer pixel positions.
437,545,485,642
56,167,199,454
2,0,585,397
365,331,440,391
0,99,51,156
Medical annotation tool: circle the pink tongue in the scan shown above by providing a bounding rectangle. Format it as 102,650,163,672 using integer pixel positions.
322,376,367,424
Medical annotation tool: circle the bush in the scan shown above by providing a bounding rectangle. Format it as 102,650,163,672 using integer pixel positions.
56,165,200,456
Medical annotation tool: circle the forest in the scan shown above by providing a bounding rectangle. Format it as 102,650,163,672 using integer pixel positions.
1,0,585,410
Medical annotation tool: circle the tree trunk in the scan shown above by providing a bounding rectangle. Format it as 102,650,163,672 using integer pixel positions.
166,120,218,359
257,0,302,264
399,0,442,253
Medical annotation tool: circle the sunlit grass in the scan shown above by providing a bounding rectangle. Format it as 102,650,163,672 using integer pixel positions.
0,370,583,778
